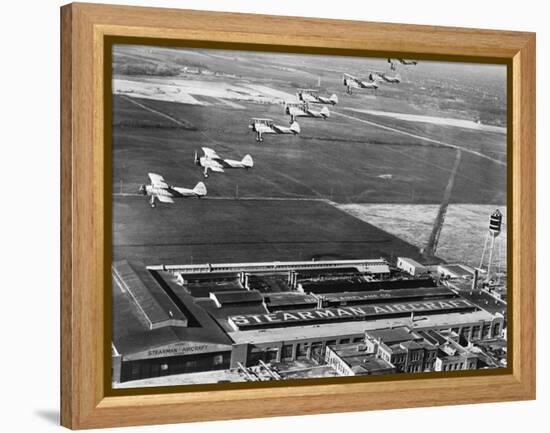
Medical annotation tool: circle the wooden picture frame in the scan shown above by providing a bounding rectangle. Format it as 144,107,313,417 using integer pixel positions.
61,2,536,429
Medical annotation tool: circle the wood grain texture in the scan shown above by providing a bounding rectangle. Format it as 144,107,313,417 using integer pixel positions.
60,2,536,429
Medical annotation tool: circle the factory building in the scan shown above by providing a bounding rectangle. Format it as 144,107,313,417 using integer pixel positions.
112,259,505,383
397,257,427,277
364,327,438,373
326,326,479,376
111,261,234,383
438,263,476,280
325,343,396,376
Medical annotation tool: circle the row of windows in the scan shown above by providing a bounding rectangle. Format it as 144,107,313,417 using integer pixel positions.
283,336,365,360
453,323,501,340
407,365,423,373
176,261,387,274
441,360,477,371
443,362,462,371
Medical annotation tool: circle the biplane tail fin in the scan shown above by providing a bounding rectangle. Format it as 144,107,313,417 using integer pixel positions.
241,154,254,168
193,182,207,197
290,121,301,135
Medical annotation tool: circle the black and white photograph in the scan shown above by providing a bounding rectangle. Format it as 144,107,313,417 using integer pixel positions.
110,45,508,388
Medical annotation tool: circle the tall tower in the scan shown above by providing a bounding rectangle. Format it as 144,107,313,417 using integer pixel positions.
479,209,503,282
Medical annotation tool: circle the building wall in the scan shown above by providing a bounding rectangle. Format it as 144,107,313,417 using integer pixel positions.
233,334,366,367
112,354,122,383
324,347,355,376
435,355,478,372
229,313,503,369
120,350,231,382
397,258,426,277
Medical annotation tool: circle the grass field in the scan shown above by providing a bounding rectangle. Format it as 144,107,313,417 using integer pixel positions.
113,198,424,265
112,46,507,268
337,204,507,267
112,94,506,204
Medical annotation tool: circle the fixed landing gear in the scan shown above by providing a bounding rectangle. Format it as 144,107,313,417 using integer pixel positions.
256,134,263,142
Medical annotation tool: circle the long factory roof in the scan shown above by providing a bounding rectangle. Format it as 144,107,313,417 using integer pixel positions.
227,309,499,345
112,266,233,357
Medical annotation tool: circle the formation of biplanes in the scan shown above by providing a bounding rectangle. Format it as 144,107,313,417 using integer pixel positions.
138,58,418,207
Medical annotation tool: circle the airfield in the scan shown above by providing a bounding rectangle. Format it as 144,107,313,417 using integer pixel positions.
112,45,507,267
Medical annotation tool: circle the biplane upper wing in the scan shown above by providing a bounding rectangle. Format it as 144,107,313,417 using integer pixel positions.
202,147,220,160
148,173,169,188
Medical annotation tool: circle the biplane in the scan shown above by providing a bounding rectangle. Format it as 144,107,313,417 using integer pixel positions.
388,58,418,66
138,173,207,208
248,118,301,142
194,147,254,178
296,88,338,105
369,71,401,83
342,73,379,95
284,101,330,123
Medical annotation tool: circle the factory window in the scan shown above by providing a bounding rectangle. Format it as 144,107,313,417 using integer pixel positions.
353,337,363,343
282,344,293,360
493,323,501,336
326,340,337,347
472,326,481,339
296,343,309,359
339,338,350,345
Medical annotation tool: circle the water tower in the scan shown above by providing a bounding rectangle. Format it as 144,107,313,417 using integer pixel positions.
479,209,503,282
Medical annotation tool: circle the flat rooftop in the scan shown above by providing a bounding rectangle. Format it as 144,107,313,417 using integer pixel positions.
228,309,498,345
264,292,318,308
155,258,391,274
320,286,456,304
329,344,395,374
210,290,263,307
439,264,475,277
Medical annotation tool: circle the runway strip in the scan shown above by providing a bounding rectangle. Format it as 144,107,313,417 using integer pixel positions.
119,95,191,128
331,111,506,167
120,94,227,148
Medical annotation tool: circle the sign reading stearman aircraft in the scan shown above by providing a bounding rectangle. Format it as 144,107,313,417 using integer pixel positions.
125,341,233,361
228,300,477,331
